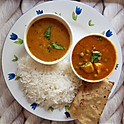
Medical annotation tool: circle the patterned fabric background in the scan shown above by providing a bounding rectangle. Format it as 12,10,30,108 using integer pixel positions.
0,0,124,124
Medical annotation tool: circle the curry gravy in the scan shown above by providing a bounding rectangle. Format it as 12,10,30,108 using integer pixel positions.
27,18,70,62
72,35,117,80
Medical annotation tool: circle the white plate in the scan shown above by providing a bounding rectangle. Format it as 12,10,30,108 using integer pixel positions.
2,1,122,121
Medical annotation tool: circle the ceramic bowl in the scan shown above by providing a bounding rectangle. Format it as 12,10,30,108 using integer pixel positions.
24,13,73,65
70,33,117,82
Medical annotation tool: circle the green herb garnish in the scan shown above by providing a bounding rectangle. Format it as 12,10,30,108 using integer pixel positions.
44,26,51,40
80,75,84,78
91,51,102,63
88,19,94,26
51,41,65,49
82,62,90,67
48,41,65,51
97,37,102,41
48,106,54,112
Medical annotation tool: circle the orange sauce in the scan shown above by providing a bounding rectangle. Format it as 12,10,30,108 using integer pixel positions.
72,35,117,80
27,18,70,62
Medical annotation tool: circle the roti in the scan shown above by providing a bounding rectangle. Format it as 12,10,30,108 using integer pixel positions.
68,79,114,124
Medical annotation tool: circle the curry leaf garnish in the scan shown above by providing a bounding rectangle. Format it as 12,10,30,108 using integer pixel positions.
97,37,102,41
44,26,51,40
48,106,54,112
91,51,102,63
80,75,84,78
51,41,65,50
88,19,94,26
47,41,65,51
82,62,90,67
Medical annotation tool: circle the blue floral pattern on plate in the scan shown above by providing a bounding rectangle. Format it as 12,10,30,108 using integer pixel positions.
75,6,82,15
10,33,23,44
36,10,43,15
8,73,15,80
88,19,94,26
64,105,70,118
31,103,38,110
115,64,119,70
12,55,18,62
65,112,71,118
10,33,18,40
72,6,82,21
106,29,113,37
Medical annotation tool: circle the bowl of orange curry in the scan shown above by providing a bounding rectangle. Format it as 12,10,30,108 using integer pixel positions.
70,34,117,82
24,13,73,65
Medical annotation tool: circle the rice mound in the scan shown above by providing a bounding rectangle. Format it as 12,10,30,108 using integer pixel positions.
17,55,81,109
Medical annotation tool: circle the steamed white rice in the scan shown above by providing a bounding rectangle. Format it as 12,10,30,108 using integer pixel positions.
17,55,81,109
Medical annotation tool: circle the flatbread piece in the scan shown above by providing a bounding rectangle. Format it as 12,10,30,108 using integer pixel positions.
68,79,114,124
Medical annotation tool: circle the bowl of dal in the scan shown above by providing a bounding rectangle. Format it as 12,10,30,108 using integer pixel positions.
24,13,73,65
70,34,117,82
